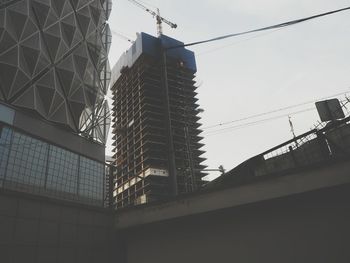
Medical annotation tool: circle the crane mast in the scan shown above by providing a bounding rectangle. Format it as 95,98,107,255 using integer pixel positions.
127,0,177,37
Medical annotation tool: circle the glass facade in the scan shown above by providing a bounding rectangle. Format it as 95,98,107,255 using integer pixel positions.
6,132,48,190
0,124,107,206
0,125,12,187
79,156,105,201
47,146,79,196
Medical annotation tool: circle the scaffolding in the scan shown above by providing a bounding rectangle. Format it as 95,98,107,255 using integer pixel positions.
111,52,206,209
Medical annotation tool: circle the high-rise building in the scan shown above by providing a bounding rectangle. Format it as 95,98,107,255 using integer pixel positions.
111,32,206,208
0,0,112,206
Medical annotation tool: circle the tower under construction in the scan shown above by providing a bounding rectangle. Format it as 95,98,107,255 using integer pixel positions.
111,32,206,208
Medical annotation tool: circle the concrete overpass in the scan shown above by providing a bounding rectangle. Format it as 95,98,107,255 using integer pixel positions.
115,158,350,263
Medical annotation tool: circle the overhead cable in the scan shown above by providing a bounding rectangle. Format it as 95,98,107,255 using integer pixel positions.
202,90,350,130
167,6,350,50
204,108,315,137
204,95,350,136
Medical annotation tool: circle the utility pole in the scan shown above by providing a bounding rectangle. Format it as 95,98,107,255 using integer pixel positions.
288,116,297,138
288,115,298,147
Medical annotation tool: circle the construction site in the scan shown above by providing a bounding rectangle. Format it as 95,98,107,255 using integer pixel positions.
110,32,206,209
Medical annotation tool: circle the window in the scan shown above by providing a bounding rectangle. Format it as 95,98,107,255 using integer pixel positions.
0,125,106,205
0,127,12,186
46,146,79,196
79,156,105,202
5,131,48,190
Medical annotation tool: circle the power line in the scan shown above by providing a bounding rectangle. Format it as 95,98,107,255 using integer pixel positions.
197,28,284,57
204,96,350,137
167,6,350,50
204,108,315,137
202,90,350,130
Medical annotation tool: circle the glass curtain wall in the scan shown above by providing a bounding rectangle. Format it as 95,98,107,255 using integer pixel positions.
0,124,106,206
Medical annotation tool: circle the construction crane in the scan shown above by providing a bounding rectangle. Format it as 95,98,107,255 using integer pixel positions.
127,0,177,37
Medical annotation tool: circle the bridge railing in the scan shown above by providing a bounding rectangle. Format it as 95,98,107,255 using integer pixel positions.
210,116,350,188
254,116,350,177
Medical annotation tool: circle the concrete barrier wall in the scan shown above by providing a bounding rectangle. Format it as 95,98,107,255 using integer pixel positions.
123,184,350,263
0,191,115,263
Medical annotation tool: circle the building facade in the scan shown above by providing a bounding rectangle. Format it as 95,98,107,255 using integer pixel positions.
0,0,112,206
111,33,206,208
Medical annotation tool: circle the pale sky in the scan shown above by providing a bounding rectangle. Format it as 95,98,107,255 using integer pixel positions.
106,0,350,180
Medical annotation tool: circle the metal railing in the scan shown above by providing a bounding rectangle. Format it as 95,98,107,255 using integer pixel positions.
258,117,350,175
210,116,350,187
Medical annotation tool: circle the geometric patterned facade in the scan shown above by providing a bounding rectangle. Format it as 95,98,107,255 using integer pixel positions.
0,0,112,143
